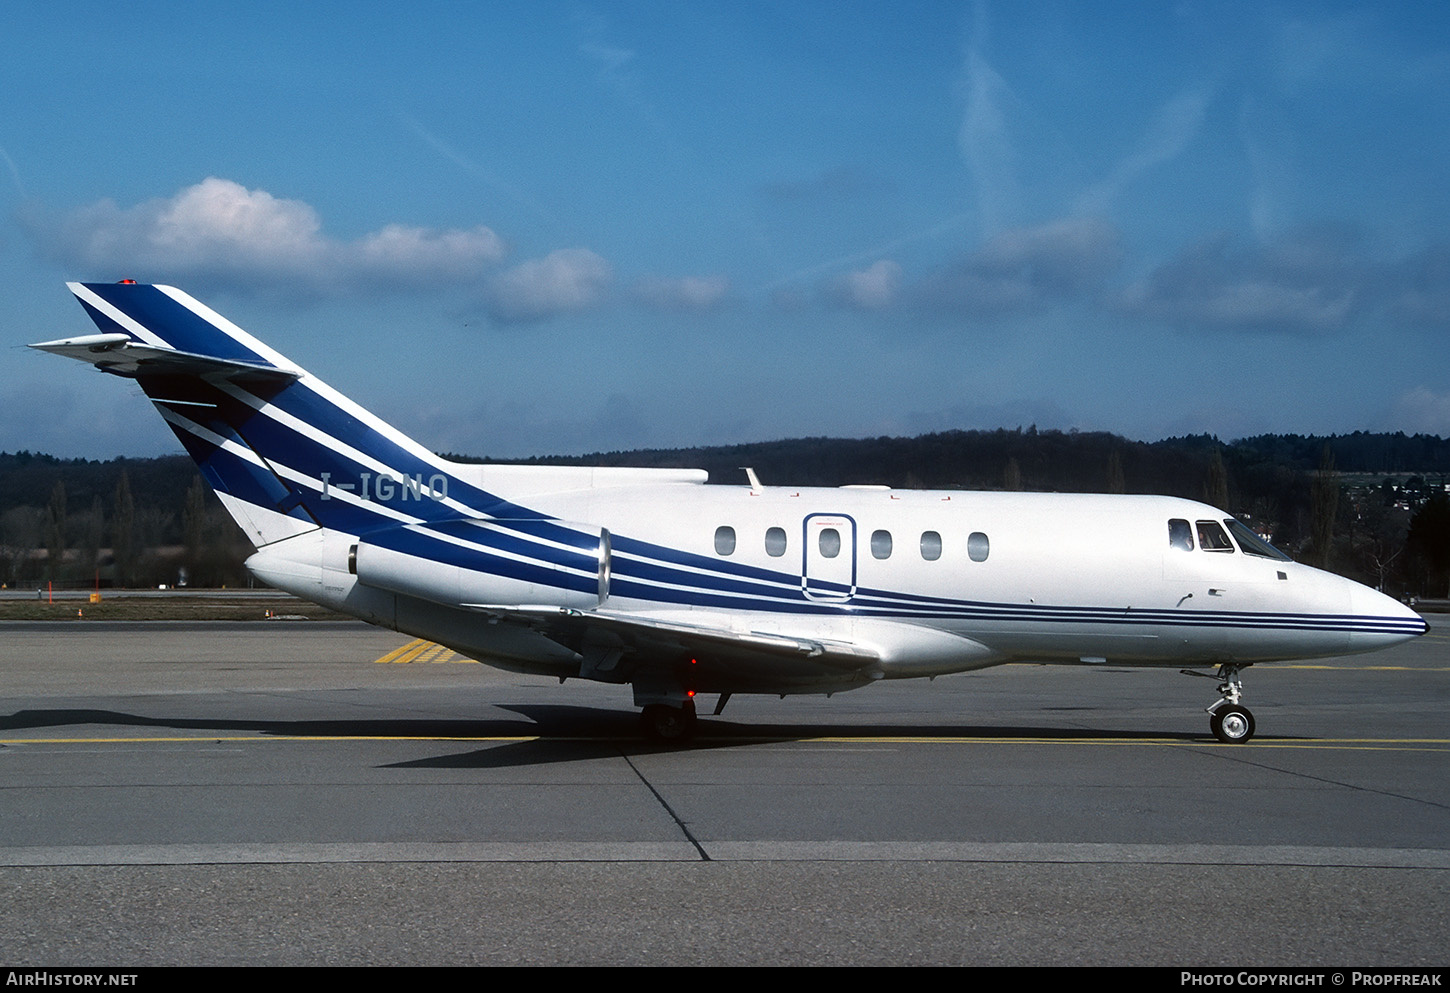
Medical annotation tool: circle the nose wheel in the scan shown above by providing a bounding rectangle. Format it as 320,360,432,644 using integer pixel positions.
1204,663,1255,744
1209,703,1255,743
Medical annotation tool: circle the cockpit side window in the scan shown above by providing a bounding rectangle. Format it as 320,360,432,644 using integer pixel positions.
1168,519,1194,551
1196,520,1234,552
1224,518,1291,561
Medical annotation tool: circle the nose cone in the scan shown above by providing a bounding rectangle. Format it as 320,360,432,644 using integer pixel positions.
1346,582,1428,654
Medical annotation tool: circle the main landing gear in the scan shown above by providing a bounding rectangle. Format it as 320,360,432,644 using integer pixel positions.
639,698,697,742
1203,663,1255,744
635,682,730,742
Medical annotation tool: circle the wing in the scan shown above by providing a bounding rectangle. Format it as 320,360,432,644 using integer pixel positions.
461,603,882,693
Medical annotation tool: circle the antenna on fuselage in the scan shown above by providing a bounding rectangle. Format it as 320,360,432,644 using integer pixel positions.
741,467,763,494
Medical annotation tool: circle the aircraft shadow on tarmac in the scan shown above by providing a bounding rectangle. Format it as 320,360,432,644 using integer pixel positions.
0,704,1250,769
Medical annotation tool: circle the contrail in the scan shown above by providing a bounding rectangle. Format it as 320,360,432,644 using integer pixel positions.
0,145,25,198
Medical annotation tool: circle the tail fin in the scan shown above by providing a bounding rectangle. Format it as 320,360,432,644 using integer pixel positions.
33,282,505,544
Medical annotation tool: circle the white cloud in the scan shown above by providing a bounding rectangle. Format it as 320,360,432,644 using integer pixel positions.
1392,387,1450,436
834,260,902,310
26,177,506,295
1113,229,1450,338
633,275,730,311
485,248,613,323
919,217,1122,317
1117,230,1361,335
357,223,506,285
972,217,1122,292
1388,245,1450,329
1126,279,1354,333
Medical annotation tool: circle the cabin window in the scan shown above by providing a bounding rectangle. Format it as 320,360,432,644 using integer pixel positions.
764,526,787,557
1196,520,1234,552
968,531,990,562
870,529,893,559
714,525,736,555
920,531,942,561
819,527,841,558
1168,519,1194,551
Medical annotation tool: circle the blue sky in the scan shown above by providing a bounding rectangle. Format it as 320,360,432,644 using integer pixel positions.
4,1,1449,461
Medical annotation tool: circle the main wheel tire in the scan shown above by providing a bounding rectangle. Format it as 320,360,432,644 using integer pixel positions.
640,704,696,742
1210,704,1255,744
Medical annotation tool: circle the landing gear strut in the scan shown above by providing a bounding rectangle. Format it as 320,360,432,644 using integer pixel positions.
1205,663,1255,744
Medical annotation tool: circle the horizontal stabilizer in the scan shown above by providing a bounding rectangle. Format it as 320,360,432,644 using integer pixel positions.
29,334,301,383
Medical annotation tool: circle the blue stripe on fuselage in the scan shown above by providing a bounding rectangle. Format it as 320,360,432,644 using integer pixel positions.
367,521,600,596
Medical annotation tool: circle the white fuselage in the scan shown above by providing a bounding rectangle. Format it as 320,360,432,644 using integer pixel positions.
248,475,1420,692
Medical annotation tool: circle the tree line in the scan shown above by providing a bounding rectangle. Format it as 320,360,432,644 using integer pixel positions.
0,452,248,589
4,428,1450,595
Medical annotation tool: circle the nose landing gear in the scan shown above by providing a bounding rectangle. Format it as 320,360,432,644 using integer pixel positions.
1205,663,1255,743
1183,663,1256,743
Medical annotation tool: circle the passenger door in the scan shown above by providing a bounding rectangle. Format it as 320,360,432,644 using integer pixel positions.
802,513,856,602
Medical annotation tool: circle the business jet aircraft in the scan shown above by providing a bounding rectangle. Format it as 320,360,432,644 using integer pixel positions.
33,281,1427,743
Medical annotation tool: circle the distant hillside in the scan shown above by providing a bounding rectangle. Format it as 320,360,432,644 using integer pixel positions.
457,428,1450,494
0,451,199,516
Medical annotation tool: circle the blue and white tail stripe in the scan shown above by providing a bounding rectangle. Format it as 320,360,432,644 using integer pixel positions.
65,282,543,543
71,282,293,368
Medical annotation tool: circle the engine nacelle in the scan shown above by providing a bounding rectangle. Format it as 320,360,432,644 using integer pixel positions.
352,517,609,610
